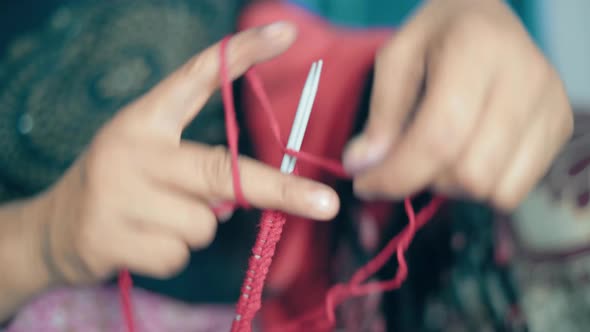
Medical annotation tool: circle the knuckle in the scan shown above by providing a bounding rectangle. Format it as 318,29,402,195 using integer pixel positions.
493,179,533,212
202,146,232,193
419,123,460,166
418,97,474,164
376,35,423,82
493,192,521,212
188,209,218,248
277,176,297,206
157,245,190,278
454,161,491,200
199,216,218,248
442,14,506,62
505,107,529,137
449,12,499,46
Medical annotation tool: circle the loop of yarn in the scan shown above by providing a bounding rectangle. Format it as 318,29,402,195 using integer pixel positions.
118,34,445,332
220,37,250,209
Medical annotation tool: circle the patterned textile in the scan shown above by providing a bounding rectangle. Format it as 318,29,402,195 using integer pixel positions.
4,287,236,332
506,112,590,332
0,0,241,200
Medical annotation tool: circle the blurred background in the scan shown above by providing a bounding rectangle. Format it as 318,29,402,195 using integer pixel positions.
1,0,588,108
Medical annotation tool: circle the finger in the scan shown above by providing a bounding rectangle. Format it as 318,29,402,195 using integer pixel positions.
146,142,340,220
353,41,495,199
446,65,543,201
125,22,297,140
210,201,236,223
113,231,191,280
343,31,426,173
341,0,467,174
431,174,467,198
126,186,218,249
493,84,573,211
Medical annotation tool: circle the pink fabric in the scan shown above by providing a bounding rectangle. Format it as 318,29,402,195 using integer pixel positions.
5,287,235,332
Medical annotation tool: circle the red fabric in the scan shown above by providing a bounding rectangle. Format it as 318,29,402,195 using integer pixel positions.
238,1,392,328
218,34,444,331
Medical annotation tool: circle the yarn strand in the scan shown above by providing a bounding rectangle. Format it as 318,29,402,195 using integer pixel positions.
119,269,136,332
217,35,445,331
118,34,445,332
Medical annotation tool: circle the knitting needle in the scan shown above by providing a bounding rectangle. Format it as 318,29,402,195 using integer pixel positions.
213,62,322,222
293,60,322,159
280,61,322,174
289,60,322,172
280,60,323,174
283,61,317,162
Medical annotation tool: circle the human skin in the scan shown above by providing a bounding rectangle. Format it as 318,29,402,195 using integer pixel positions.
344,0,573,211
0,23,340,322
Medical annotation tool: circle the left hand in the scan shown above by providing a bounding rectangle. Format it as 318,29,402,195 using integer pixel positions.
343,0,573,211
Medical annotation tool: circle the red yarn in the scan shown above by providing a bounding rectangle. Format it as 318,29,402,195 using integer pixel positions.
119,269,136,332
231,211,288,332
118,34,445,332
220,38,250,209
217,36,445,331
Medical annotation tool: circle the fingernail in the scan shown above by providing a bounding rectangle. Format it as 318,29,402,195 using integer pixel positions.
261,21,296,41
308,189,336,214
218,211,234,223
343,135,389,174
211,201,236,223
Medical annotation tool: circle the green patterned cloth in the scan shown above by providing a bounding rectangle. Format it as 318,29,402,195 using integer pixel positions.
0,0,257,304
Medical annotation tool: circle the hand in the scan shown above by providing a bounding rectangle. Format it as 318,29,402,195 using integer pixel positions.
35,23,340,286
343,0,573,211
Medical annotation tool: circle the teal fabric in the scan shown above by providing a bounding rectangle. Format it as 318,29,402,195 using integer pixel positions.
287,0,527,29
0,0,252,305
287,0,421,27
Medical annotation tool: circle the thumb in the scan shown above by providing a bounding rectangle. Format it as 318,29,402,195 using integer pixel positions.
342,29,426,174
126,22,297,141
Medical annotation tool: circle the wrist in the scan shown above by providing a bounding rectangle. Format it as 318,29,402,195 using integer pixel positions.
37,171,98,286
17,194,65,290
0,194,62,320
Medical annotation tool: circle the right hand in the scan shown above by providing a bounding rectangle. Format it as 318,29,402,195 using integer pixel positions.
35,23,340,286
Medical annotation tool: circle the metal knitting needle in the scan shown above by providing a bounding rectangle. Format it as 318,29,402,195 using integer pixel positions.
280,60,323,174
282,61,320,173
293,60,322,157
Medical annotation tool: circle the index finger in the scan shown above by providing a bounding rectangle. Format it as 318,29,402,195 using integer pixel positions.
147,142,341,221
125,22,298,141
